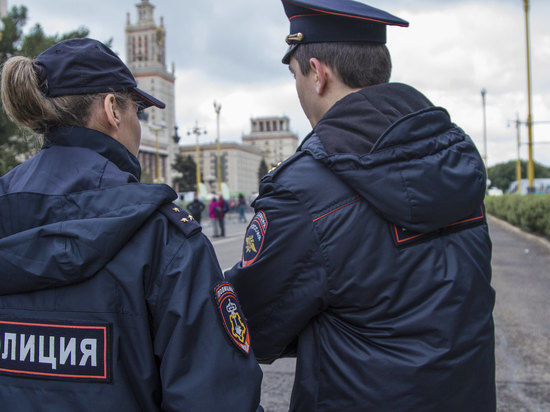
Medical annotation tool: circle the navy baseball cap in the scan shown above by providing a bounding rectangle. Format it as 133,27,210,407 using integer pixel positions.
34,38,165,109
281,0,409,64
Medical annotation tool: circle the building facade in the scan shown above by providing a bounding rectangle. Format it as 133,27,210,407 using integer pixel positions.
242,116,299,166
125,0,177,185
178,116,299,196
179,142,265,197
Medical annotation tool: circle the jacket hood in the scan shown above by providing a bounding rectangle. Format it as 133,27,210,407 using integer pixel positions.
0,184,176,296
302,83,486,233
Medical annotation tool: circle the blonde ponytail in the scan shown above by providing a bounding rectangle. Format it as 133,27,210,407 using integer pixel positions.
1,55,132,135
1,56,59,133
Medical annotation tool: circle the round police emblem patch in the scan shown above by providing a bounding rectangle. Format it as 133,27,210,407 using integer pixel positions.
242,211,268,267
213,282,250,355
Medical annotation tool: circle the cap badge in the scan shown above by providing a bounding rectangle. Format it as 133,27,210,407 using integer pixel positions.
286,32,304,44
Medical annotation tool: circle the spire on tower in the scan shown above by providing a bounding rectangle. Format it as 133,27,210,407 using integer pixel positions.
136,0,154,24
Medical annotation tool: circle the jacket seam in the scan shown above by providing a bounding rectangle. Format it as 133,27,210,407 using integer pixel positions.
312,198,361,223
148,214,190,321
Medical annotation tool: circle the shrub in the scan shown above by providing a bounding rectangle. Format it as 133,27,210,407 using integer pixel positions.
485,194,550,238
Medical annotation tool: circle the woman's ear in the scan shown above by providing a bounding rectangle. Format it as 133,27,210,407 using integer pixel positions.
103,93,120,129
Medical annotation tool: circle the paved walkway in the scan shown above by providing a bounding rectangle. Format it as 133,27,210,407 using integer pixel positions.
209,213,550,411
489,216,550,411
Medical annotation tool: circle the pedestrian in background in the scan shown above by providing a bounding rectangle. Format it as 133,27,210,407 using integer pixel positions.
238,193,247,223
209,194,220,237
0,38,262,411
217,194,228,237
226,0,495,410
186,191,205,223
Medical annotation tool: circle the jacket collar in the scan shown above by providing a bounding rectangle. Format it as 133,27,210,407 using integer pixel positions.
43,126,141,180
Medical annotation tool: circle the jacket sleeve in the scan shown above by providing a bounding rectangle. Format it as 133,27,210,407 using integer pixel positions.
148,229,263,412
225,180,329,363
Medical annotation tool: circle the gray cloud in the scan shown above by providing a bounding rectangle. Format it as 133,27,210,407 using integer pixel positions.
12,0,550,166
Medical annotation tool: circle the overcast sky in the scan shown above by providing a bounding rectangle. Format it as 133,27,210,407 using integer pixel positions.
10,0,550,167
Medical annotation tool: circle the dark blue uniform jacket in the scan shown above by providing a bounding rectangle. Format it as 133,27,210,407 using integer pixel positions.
0,126,262,411
227,83,496,411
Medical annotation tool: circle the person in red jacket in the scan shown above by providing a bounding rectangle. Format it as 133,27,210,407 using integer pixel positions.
217,194,229,237
209,195,221,237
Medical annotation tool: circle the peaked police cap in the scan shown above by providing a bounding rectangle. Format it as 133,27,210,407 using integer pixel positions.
281,0,409,63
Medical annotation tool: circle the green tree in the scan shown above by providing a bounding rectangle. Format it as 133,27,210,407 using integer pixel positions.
0,5,89,176
488,160,550,192
172,154,196,191
258,158,268,182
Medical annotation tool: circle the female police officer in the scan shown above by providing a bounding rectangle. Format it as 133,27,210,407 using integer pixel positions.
0,38,262,411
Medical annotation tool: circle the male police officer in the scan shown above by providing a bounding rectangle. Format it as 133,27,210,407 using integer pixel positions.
226,0,496,411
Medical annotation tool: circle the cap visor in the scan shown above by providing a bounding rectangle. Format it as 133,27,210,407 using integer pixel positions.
282,44,298,64
132,87,166,109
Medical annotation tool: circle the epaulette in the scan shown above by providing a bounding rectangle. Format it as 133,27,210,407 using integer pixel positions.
158,203,202,238
263,151,306,181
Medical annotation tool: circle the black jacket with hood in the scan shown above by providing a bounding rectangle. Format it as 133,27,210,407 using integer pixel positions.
0,126,262,411
227,83,495,411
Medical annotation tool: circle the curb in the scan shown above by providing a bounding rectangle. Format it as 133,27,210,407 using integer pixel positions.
487,214,550,252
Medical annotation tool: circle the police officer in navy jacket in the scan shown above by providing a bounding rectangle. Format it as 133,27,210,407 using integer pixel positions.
0,38,262,411
226,1,496,411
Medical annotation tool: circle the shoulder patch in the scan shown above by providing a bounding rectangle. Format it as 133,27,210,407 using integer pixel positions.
242,211,268,267
213,283,250,355
158,203,201,238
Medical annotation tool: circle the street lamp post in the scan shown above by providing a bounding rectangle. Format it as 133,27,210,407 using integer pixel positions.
171,125,181,192
515,114,522,194
149,123,165,184
481,88,488,190
187,122,207,193
213,101,222,194
507,117,550,194
523,0,535,193
172,125,180,144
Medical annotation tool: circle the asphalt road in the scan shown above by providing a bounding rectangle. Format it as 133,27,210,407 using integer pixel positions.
207,213,550,411
489,216,550,412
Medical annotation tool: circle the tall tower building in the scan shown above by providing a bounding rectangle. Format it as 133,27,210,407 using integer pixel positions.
0,0,7,18
125,0,177,186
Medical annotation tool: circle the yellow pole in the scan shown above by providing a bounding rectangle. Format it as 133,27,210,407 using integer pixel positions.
214,101,222,193
523,0,535,191
515,114,522,194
